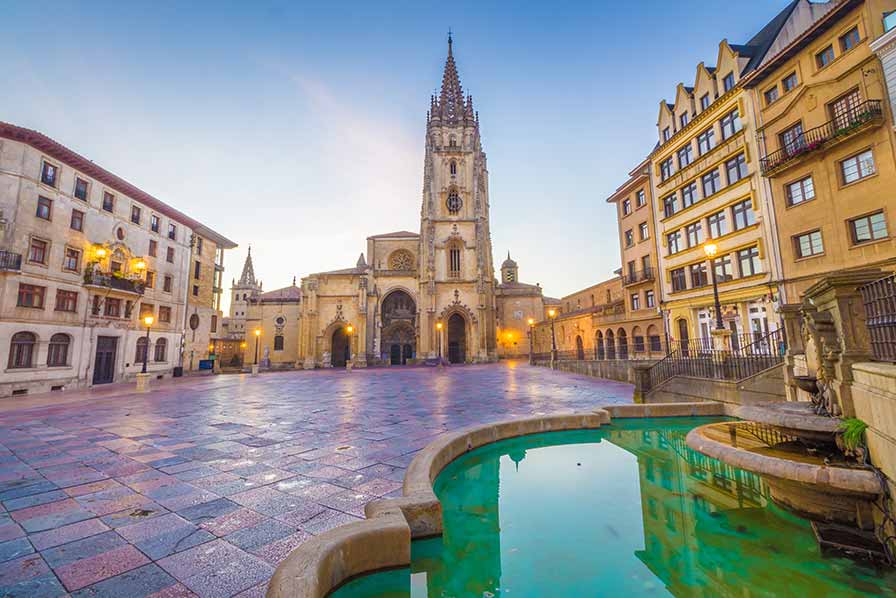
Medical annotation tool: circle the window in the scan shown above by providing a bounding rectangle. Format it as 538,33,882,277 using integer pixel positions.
677,144,693,169
622,199,631,215
681,182,698,208
154,338,168,362
660,158,673,181
168,223,177,240
102,192,115,212
446,190,462,214
830,89,862,129
62,247,81,272
163,274,172,292
448,243,462,277
707,210,728,238
55,290,78,312
135,337,149,364
624,229,634,247
70,209,84,231
272,334,285,351
193,260,201,280
211,315,217,333
449,161,457,175
667,231,682,255
646,290,655,308
662,127,671,142
697,128,715,155
700,93,710,111
780,123,805,153
850,211,888,244
713,255,734,282
8,332,37,369
764,87,779,105
816,45,835,68
145,271,155,288
701,169,721,197
795,230,824,258
192,284,199,297
720,109,742,140
641,255,650,272
671,268,687,292
196,237,203,254
140,302,154,319
131,205,141,224
627,260,636,279
737,246,761,277
649,332,662,351
631,293,640,310
28,238,48,264
46,334,70,367
840,149,876,184
639,222,649,240
159,306,171,322
786,177,815,206
685,222,702,247
732,199,756,230
636,190,646,207
679,113,689,128
690,263,708,288
150,215,160,233
104,297,121,318
149,240,157,257
839,26,860,52
166,247,175,263
17,284,45,309
36,196,52,220
663,194,678,218
782,72,798,92
74,178,89,201
41,161,58,187
725,154,748,185
723,72,735,92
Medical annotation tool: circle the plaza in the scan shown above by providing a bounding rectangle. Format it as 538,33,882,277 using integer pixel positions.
0,362,630,597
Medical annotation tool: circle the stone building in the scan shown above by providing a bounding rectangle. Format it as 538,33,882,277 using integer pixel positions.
495,254,546,358
184,229,235,372
242,37,543,367
0,122,234,396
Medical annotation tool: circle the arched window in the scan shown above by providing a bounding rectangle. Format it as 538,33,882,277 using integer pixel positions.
449,134,457,147
618,328,629,360
274,335,284,351
47,334,70,367
450,160,457,175
447,240,462,278
632,326,644,353
595,330,605,360
606,330,616,359
647,325,662,353
8,332,36,369
135,337,148,363
154,338,168,362
446,189,462,214
389,250,415,271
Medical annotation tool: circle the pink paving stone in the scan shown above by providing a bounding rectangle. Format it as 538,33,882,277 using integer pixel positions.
200,508,266,537
80,489,157,517
146,582,199,598
0,520,26,542
131,451,179,464
30,517,110,550
246,469,295,486
286,480,344,500
249,530,312,565
10,498,82,523
354,478,404,497
64,478,123,497
96,438,145,452
302,465,350,480
156,539,245,581
117,513,193,542
0,553,50,585
53,543,150,591
234,582,268,598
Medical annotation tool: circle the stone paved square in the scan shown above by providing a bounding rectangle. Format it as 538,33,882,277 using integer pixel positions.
0,362,632,596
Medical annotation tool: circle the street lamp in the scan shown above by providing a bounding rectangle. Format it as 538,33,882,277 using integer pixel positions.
141,315,154,374
253,328,261,365
547,308,558,367
703,243,724,330
436,321,444,365
240,341,247,367
527,317,535,364
345,325,354,365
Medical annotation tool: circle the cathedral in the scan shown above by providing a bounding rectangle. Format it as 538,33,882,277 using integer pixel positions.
227,37,546,367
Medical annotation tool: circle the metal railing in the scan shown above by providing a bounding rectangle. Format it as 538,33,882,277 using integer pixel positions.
0,250,23,271
622,267,655,286
760,100,883,175
860,273,896,363
84,272,146,294
648,328,786,389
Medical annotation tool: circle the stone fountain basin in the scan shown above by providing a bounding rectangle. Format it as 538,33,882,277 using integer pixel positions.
687,421,880,528
733,402,839,444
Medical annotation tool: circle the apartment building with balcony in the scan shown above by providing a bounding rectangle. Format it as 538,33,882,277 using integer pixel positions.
185,226,236,371
0,122,235,396
744,0,896,302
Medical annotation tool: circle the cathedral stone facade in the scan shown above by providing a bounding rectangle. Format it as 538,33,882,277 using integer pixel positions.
239,38,545,368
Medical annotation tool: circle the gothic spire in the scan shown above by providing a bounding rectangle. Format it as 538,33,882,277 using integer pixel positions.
431,32,473,125
238,246,257,287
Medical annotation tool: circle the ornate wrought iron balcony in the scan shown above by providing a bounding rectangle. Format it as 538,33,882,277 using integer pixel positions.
622,267,655,286
84,271,145,295
0,250,23,272
760,100,883,176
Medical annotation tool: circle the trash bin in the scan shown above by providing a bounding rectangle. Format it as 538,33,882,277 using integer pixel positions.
173,366,184,377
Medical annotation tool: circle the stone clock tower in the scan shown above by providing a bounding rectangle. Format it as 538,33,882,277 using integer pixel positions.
417,35,497,363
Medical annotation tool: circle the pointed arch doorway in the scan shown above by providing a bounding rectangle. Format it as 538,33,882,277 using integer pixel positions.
447,313,466,364
381,290,416,365
331,328,350,367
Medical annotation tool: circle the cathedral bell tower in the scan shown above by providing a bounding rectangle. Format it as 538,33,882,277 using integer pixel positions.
418,34,497,363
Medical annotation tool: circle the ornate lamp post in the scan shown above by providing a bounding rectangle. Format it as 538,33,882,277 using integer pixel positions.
436,321,444,367
703,243,724,331
527,317,535,365
141,315,154,374
548,308,558,368
252,329,261,376
345,324,354,370
240,341,247,368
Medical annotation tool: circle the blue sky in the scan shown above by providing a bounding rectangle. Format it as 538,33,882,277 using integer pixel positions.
2,0,787,308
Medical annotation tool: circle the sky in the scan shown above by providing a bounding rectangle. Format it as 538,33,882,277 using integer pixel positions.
2,0,788,311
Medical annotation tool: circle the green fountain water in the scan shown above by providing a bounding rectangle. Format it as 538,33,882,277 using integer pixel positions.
332,418,896,597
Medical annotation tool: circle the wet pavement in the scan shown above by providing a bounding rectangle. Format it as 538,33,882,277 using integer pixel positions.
0,361,632,597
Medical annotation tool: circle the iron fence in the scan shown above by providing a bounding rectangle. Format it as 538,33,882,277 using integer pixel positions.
0,250,22,271
860,273,896,363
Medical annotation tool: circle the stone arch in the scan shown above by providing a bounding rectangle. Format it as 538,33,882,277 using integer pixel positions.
446,312,467,364
595,330,605,360
606,329,616,359
632,325,644,354
381,288,417,365
320,317,354,364
575,335,585,360
617,327,629,360
647,324,661,353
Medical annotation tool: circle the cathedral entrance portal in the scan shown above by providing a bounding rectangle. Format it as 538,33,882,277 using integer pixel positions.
382,290,416,365
331,328,350,367
447,313,466,364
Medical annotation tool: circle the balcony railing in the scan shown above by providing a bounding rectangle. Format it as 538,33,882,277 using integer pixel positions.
0,250,23,272
760,100,883,176
860,273,896,363
84,271,145,295
623,267,655,286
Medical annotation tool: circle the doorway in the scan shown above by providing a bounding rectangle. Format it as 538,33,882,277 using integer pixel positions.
331,328,350,367
677,319,690,357
93,336,117,384
447,313,466,364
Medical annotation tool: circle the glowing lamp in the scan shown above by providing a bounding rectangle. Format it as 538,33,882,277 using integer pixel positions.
345,325,354,334
95,247,107,258
143,315,154,327
134,260,147,271
548,308,557,319
254,329,261,337
703,243,718,258
436,321,443,330
527,317,535,326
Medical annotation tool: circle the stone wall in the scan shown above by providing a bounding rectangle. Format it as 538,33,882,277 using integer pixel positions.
851,362,896,490
534,359,652,385
647,363,786,406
